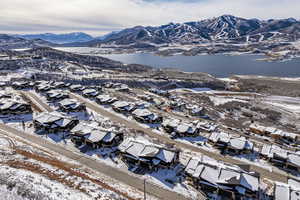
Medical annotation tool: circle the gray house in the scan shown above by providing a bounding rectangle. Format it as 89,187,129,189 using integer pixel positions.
33,111,79,133
58,98,86,113
118,138,179,171
70,121,123,148
184,157,260,199
0,99,32,115
132,109,163,124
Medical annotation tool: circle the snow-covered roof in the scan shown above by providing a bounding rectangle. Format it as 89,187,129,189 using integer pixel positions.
288,179,300,190
87,130,107,143
71,121,95,135
250,123,298,139
241,173,259,192
275,180,300,200
0,92,12,99
46,90,68,98
261,144,300,166
72,121,118,143
218,168,240,184
0,99,28,110
209,132,230,143
162,118,180,128
185,158,201,175
176,123,196,134
118,138,176,163
37,84,51,90
155,149,176,163
34,111,75,126
70,84,85,90
96,94,114,102
229,137,253,150
59,98,78,107
290,190,300,200
275,184,290,200
271,130,298,139
288,154,300,168
83,88,98,95
265,127,278,133
132,109,153,117
200,166,220,185
249,123,266,131
52,81,66,87
261,144,272,156
184,157,259,192
112,101,130,108
102,132,117,143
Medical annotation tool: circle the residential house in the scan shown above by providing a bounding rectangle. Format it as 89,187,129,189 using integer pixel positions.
35,84,52,92
134,101,150,110
112,101,136,114
33,111,79,133
162,118,199,137
184,157,260,199
169,101,186,111
69,84,85,92
249,123,266,135
161,118,181,133
103,82,115,88
45,90,69,101
115,84,130,92
149,88,170,98
261,144,300,172
0,99,32,115
51,81,70,89
137,94,154,102
274,183,300,200
58,98,86,113
270,130,299,145
0,82,6,88
132,109,163,124
82,88,99,98
209,133,254,155
70,121,123,148
196,121,218,132
12,81,34,90
118,138,179,171
208,132,231,149
186,105,206,117
227,137,254,155
0,92,12,99
250,123,299,145
95,95,117,105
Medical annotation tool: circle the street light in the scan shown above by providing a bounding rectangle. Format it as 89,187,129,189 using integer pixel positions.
144,179,146,200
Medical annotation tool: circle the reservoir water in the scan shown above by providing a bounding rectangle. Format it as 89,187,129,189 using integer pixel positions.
56,47,300,78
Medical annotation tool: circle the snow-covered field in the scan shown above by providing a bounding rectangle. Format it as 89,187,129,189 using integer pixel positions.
0,132,159,200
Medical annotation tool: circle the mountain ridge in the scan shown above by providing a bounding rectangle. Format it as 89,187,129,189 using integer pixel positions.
1,15,300,49
17,32,94,44
95,15,300,46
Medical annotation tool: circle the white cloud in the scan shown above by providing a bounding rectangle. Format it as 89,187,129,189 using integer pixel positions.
0,0,299,36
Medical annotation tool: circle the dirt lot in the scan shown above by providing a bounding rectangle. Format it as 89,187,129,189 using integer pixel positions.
233,76,300,97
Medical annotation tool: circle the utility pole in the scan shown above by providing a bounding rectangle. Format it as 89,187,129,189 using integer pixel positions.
144,179,146,200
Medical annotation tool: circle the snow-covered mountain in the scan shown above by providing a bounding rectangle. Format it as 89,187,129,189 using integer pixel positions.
18,32,94,44
1,15,299,49
96,15,300,45
0,34,55,49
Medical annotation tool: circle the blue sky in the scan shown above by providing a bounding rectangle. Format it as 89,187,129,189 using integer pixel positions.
0,0,299,36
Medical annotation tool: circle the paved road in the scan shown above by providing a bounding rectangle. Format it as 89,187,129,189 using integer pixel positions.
0,123,196,200
21,91,53,112
115,90,289,151
69,92,294,183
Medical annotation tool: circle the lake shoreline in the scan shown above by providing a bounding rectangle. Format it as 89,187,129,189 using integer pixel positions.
54,47,300,78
